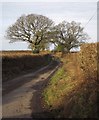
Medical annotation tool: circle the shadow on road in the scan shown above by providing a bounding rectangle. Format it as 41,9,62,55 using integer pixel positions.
2,59,62,118
3,60,59,96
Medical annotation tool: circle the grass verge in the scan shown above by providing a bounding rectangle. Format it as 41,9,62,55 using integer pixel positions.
42,43,98,118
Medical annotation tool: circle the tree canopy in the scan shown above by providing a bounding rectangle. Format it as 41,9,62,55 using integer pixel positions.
6,14,89,53
6,14,54,52
50,21,89,53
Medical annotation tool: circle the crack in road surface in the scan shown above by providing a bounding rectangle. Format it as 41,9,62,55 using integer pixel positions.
2,61,59,118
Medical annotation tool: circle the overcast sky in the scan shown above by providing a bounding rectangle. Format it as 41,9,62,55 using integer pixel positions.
1,1,97,50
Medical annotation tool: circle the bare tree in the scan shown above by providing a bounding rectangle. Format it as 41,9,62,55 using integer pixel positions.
6,14,54,52
28,42,50,52
50,21,89,53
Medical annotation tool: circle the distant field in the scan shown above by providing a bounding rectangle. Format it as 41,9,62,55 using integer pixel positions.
2,51,52,82
0,50,50,57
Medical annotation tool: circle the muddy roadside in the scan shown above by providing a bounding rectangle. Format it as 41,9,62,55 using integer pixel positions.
31,61,62,119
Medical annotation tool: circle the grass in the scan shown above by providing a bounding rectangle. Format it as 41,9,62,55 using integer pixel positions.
42,43,98,118
43,53,82,108
43,67,65,106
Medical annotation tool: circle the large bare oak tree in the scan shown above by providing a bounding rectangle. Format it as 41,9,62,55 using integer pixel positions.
6,14,54,52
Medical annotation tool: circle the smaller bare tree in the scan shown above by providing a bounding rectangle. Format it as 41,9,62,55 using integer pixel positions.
50,21,89,53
